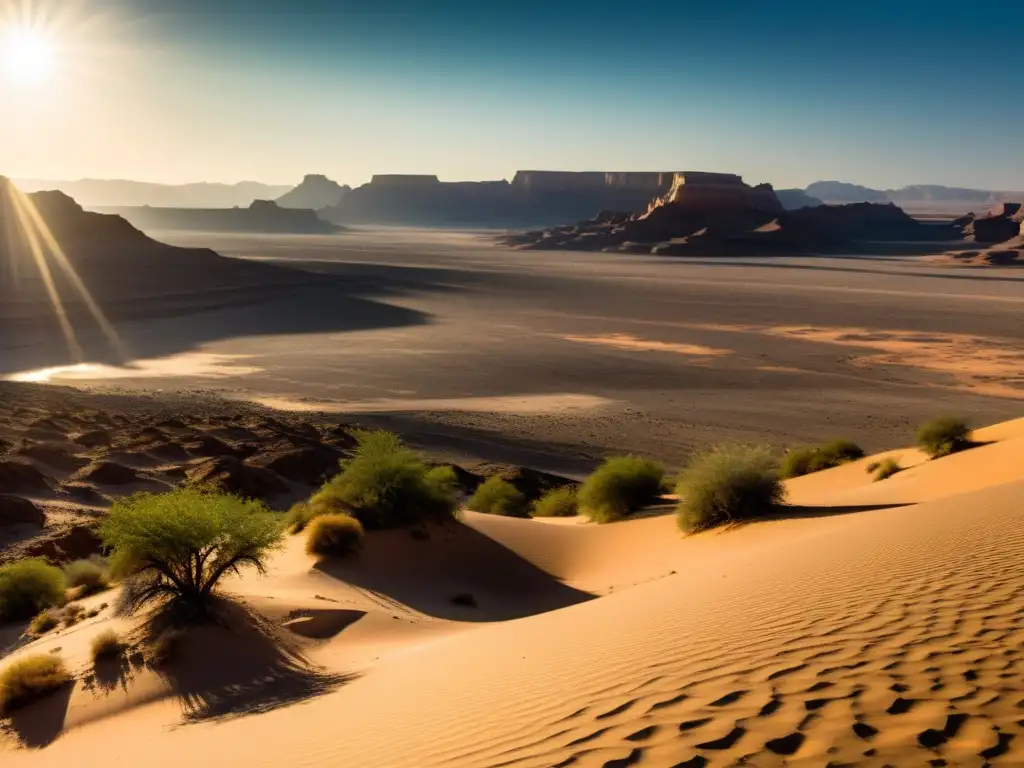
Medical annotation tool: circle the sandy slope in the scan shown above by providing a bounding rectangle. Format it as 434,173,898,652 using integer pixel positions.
4,419,1024,766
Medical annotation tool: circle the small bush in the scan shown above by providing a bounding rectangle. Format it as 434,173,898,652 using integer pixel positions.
284,502,317,534
780,439,865,478
62,603,85,627
468,476,528,517
63,556,111,596
29,610,59,635
676,444,785,533
0,654,71,713
578,456,665,523
91,629,124,661
0,559,67,623
530,486,579,518
871,458,902,481
100,487,283,618
916,417,971,459
305,514,364,558
313,431,459,529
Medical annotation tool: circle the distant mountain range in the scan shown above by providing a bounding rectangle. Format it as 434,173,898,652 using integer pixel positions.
275,174,351,210
12,178,294,209
805,181,1024,209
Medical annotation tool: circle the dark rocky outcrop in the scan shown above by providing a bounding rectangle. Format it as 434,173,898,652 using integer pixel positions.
17,443,89,472
75,461,140,486
0,495,44,526
23,523,103,563
776,188,825,210
247,446,342,485
960,203,1023,244
0,459,51,493
187,457,289,501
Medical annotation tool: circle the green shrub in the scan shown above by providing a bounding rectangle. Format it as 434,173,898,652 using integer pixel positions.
780,439,865,478
676,444,785,533
916,417,971,458
284,502,318,534
578,456,665,523
312,431,459,529
305,514,364,558
91,629,124,661
0,654,71,713
62,603,85,627
63,556,111,596
0,559,66,623
530,487,579,518
100,487,283,618
468,476,528,517
871,458,902,481
29,610,59,635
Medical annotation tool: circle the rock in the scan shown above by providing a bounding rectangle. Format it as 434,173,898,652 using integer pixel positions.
76,461,139,485
963,203,1022,244
0,495,44,526
17,443,89,471
0,459,51,493
146,441,190,462
182,434,246,459
73,429,113,448
24,524,103,563
60,483,108,505
247,446,342,485
187,457,289,501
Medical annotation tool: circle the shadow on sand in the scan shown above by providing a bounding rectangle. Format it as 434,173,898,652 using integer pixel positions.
144,598,355,724
3,681,74,749
0,258,472,375
315,521,596,621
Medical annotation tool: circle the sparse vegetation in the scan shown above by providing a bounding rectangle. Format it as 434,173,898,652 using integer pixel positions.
578,456,665,523
530,486,579,518
91,629,124,661
29,609,59,635
100,487,283,618
312,430,459,529
62,603,85,627
870,458,902,481
284,502,320,534
63,556,112,596
0,654,71,713
468,476,528,517
305,513,365,558
780,439,865,478
0,558,67,623
916,417,971,459
676,444,785,533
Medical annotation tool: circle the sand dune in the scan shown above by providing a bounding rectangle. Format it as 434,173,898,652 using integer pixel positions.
4,419,1024,765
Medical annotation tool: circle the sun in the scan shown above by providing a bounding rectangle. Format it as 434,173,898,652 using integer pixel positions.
2,24,57,85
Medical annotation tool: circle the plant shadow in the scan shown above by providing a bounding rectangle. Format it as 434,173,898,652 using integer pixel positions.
141,597,355,724
2,680,74,749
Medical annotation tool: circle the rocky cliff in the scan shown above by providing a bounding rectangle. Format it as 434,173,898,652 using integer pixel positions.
275,174,351,210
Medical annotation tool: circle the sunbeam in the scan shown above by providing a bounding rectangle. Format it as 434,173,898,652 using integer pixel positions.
8,182,128,362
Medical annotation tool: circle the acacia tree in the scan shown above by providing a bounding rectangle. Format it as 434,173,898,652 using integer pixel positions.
100,487,283,616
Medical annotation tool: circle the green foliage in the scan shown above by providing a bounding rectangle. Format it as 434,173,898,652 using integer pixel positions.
871,458,902,481
780,439,865,478
100,487,283,617
530,486,579,518
916,417,971,459
305,514,365,558
63,556,111,596
578,456,665,523
0,654,71,713
91,629,124,661
676,444,785,533
0,558,66,623
62,604,85,627
313,430,459,529
284,502,319,534
468,476,528,517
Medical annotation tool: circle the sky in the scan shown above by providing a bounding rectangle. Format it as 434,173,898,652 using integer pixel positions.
1,0,1023,190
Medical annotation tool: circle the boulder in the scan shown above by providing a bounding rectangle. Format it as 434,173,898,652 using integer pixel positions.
247,446,342,485
76,461,140,485
182,434,247,459
187,457,288,501
0,495,44,526
24,524,103,563
73,429,113,448
17,443,89,471
0,459,51,493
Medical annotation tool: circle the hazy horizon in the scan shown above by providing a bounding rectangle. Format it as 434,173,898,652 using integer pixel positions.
2,0,1023,191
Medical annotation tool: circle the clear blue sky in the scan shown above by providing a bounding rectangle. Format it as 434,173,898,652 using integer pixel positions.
2,0,1022,190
